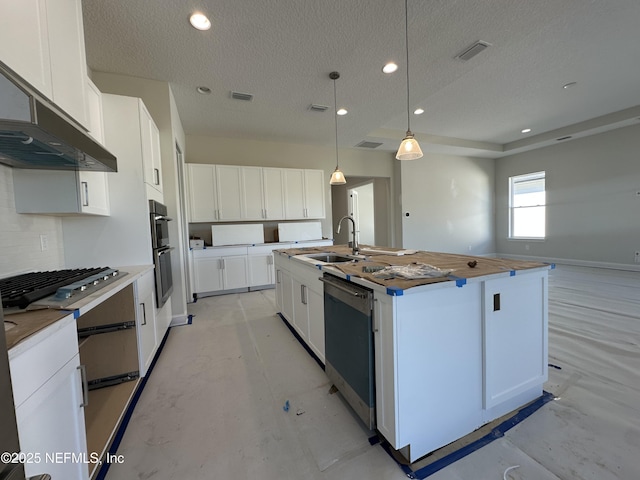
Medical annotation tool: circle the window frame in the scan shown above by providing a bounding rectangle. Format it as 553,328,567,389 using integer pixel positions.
508,171,546,240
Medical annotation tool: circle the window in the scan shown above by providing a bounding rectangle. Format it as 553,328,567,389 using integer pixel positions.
509,171,545,239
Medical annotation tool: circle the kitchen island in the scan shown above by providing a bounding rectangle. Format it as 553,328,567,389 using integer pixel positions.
274,245,550,462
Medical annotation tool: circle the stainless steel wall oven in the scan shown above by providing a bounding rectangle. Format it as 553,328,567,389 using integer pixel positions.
149,200,174,307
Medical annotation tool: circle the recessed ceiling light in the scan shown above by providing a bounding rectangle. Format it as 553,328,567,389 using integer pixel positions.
382,63,398,74
196,86,211,94
414,108,424,115
337,108,348,116
562,82,577,89
189,12,211,31
521,128,532,133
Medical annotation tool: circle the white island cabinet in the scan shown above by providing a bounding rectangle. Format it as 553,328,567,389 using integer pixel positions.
274,247,549,462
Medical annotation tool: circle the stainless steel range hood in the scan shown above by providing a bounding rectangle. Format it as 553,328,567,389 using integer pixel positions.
0,61,117,172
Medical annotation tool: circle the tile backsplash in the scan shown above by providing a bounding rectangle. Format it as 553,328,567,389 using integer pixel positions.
0,165,64,277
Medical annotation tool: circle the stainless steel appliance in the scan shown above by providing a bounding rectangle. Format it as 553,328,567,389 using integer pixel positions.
149,200,173,307
1,297,51,480
321,273,376,429
0,60,117,172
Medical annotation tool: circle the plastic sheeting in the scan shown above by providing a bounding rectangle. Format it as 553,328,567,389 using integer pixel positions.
429,264,640,480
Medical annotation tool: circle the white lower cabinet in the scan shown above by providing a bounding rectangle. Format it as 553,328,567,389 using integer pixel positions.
136,269,157,377
248,253,273,287
274,254,325,363
193,247,249,295
10,319,89,480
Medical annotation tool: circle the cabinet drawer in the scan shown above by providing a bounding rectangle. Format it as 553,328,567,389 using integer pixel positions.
10,318,79,408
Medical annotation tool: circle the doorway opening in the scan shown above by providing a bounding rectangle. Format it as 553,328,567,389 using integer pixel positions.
330,176,391,248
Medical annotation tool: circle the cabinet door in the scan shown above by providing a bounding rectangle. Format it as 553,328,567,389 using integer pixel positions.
263,167,286,219
139,101,162,193
248,254,273,287
303,169,325,218
281,270,294,323
13,169,108,216
85,78,105,144
46,0,88,128
283,168,305,219
221,255,249,290
77,171,110,216
307,287,325,363
241,166,265,220
16,354,89,480
136,271,157,377
194,257,223,293
187,164,218,222
483,273,547,409
0,0,52,99
292,278,310,341
214,165,243,221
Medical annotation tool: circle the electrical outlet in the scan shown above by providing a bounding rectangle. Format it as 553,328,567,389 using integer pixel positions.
635,251,640,264
40,234,48,251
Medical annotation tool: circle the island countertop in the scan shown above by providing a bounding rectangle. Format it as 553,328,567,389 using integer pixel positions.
275,244,550,293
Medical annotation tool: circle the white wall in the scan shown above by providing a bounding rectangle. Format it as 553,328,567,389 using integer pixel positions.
186,135,396,241
495,124,640,267
400,153,495,255
0,165,64,276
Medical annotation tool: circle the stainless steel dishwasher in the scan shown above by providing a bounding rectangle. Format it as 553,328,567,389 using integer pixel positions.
320,273,375,429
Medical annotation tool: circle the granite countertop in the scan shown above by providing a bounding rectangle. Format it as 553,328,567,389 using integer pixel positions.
4,264,153,352
278,244,551,291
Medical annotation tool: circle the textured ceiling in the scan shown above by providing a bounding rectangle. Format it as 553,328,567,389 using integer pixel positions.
81,0,640,158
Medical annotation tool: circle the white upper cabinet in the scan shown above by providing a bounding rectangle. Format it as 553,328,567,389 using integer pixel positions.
186,164,325,222
139,101,163,194
241,166,286,220
262,167,286,220
0,0,89,129
46,0,89,128
0,0,52,98
241,166,265,220
284,168,325,219
215,165,243,220
187,164,217,222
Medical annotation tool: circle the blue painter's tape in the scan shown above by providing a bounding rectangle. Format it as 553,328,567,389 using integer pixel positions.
73,309,80,319
386,286,403,296
550,263,556,269
448,275,467,287
346,274,351,281
187,314,194,325
510,270,516,276
377,391,554,480
316,264,322,269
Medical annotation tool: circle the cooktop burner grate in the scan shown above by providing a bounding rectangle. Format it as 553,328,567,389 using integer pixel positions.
0,267,113,309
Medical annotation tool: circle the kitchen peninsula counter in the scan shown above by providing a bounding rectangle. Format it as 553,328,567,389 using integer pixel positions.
275,245,550,462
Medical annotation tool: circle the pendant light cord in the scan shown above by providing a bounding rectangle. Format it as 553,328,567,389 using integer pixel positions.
404,0,411,134
333,76,339,169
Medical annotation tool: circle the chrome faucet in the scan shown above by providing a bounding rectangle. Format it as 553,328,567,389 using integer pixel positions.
337,215,359,255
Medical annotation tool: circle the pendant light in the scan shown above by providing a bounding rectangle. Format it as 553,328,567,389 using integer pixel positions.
396,0,423,160
329,71,347,185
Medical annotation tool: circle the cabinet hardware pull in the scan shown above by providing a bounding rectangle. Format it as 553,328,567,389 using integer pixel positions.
78,365,89,408
81,181,89,206
154,168,160,185
493,293,501,312
276,269,281,283
140,302,147,325
373,298,379,332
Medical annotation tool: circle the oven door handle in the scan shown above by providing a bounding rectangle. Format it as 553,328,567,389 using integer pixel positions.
156,247,175,257
319,276,365,297
154,215,173,222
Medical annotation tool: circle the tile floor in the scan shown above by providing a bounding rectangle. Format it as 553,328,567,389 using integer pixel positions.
104,265,640,480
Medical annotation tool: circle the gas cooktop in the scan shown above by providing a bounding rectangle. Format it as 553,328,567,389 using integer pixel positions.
0,267,122,311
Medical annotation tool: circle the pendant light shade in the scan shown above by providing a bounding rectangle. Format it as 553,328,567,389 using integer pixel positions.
329,71,346,185
396,0,423,161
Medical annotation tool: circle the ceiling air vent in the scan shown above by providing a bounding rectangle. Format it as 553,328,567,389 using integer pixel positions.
455,41,491,62
309,104,329,112
556,136,572,141
356,141,383,149
230,91,254,101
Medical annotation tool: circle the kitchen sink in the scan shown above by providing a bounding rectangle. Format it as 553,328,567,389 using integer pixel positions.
304,253,360,264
